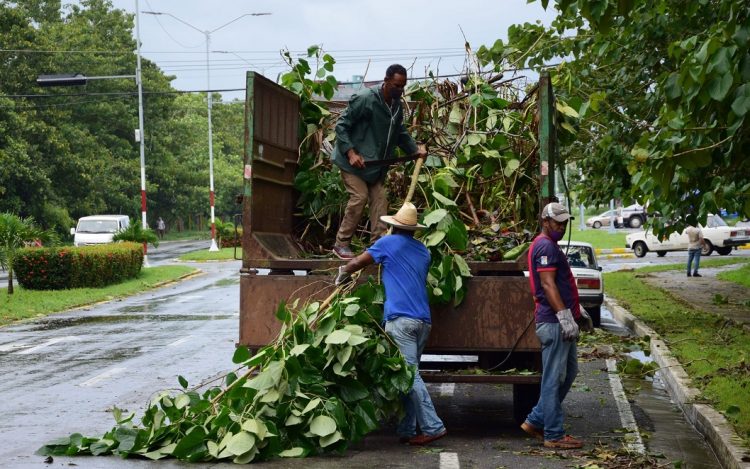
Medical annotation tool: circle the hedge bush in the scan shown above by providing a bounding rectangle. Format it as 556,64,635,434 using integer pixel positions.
14,242,143,290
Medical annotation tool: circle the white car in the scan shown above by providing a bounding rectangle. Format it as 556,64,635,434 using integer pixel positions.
70,215,130,247
559,241,604,327
625,214,750,257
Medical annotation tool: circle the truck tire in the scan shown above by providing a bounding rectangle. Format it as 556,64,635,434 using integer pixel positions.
633,241,648,257
587,306,601,328
629,216,643,228
513,383,541,424
702,240,714,256
716,246,732,256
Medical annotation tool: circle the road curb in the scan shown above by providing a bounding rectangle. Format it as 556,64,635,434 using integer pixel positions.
596,248,630,254
604,297,750,469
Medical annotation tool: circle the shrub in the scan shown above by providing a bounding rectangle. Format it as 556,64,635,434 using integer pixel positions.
216,219,242,248
14,242,143,290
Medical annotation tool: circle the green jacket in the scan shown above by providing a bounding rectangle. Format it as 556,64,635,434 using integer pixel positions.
332,86,419,183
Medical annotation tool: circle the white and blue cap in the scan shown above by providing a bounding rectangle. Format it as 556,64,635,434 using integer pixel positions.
542,202,574,222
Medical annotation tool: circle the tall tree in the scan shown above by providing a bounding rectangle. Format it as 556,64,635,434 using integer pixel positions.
481,0,750,231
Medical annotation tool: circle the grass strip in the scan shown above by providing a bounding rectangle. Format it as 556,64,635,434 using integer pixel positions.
604,267,750,442
717,262,750,288
568,225,627,250
0,265,197,326
178,247,238,261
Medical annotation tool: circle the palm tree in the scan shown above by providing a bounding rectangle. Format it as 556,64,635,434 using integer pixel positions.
112,223,159,248
0,213,55,295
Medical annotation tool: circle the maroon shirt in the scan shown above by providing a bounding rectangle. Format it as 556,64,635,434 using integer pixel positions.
527,233,580,323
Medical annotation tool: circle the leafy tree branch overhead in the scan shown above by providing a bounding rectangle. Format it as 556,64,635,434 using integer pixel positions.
483,0,749,233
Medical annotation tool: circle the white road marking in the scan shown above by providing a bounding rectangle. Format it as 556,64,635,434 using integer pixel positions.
439,383,455,396
175,295,203,303
440,452,460,469
167,336,192,347
16,336,81,355
0,341,28,352
79,367,127,387
606,358,646,453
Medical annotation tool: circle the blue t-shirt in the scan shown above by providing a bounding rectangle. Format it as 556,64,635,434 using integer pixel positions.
367,233,431,323
527,233,580,323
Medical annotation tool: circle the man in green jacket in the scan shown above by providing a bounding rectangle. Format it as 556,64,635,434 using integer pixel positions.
331,64,427,260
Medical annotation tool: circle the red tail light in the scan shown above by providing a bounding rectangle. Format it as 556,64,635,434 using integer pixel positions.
577,278,601,289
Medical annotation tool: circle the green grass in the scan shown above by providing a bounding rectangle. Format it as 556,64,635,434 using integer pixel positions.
567,224,627,250
717,263,750,288
0,265,196,326
178,247,238,262
631,257,750,274
604,268,750,442
162,229,210,241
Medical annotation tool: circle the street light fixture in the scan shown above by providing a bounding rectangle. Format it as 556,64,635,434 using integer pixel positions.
143,10,271,251
35,1,151,267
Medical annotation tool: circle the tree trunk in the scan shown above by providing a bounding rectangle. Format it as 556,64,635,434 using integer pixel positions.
7,267,14,295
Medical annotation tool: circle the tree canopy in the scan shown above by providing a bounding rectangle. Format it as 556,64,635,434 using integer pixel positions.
479,0,749,231
1,0,244,236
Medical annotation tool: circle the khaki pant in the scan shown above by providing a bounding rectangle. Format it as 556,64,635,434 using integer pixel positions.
335,170,388,247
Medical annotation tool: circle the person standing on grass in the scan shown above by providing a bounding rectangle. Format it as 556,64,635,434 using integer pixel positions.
335,202,447,446
686,224,705,277
521,202,591,450
330,64,427,260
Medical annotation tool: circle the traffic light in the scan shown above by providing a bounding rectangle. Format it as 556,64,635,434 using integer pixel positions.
36,74,88,87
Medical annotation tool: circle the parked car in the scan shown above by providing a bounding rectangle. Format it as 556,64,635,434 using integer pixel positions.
70,215,130,247
586,210,621,229
620,203,648,228
559,241,603,327
625,214,750,257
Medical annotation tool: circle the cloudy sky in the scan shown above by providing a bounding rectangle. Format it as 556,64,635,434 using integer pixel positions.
110,0,558,100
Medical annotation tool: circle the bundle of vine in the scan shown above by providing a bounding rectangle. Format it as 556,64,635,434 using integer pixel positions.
37,280,414,463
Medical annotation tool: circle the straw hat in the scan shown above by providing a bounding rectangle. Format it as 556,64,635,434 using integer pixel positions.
380,202,426,231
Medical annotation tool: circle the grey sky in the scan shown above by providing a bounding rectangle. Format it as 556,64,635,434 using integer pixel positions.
110,0,558,100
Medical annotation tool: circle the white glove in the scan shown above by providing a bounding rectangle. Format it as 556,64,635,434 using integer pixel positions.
556,308,580,341
334,266,352,286
578,306,594,332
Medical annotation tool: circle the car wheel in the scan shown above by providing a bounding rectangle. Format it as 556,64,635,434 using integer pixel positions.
593,221,602,229
633,241,648,257
702,240,714,256
716,246,732,256
656,251,667,257
587,306,601,328
629,216,643,228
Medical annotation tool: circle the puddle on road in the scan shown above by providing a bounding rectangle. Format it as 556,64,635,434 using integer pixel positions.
212,277,240,287
22,313,237,331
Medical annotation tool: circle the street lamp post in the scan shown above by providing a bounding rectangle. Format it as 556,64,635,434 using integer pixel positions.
36,2,151,266
143,11,271,251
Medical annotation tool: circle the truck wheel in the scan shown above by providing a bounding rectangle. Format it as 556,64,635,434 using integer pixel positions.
593,221,602,229
716,246,732,256
629,216,643,228
656,251,667,257
702,240,714,256
587,306,601,327
633,242,648,257
513,383,541,424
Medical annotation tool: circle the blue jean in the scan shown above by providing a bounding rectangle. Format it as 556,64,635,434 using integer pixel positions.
385,317,445,437
687,248,701,274
525,322,578,441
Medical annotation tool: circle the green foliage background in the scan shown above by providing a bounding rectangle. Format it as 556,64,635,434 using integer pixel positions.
1,0,244,236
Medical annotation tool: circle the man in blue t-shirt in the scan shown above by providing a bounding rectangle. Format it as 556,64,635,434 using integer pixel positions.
335,202,447,446
521,202,591,450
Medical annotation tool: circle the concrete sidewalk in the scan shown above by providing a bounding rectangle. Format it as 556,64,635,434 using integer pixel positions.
606,262,750,469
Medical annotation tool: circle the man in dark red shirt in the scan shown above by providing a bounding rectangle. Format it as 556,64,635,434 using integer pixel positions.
521,202,589,449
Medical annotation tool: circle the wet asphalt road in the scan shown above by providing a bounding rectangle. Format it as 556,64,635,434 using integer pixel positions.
0,252,724,468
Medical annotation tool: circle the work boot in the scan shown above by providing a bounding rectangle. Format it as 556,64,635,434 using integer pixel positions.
693,272,702,277
544,435,583,449
687,272,692,277
333,245,354,260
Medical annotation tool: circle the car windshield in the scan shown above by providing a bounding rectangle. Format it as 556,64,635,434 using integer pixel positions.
563,245,596,269
77,220,119,233
599,210,615,217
